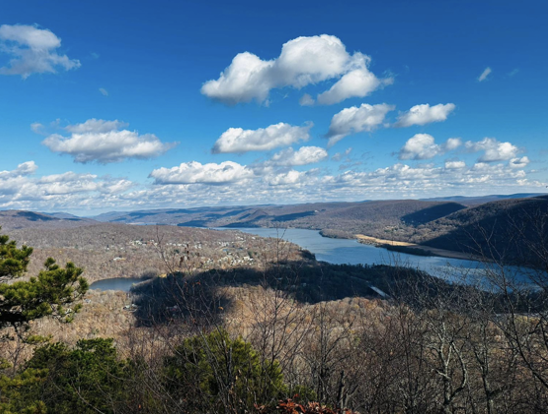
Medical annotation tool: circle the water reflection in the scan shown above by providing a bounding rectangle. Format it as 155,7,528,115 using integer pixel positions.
224,227,531,287
90,277,150,292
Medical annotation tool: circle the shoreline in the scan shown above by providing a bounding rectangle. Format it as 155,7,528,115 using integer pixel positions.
151,224,483,264
354,234,479,261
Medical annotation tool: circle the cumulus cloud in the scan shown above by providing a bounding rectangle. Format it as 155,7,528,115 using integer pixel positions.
149,161,253,185
201,34,390,105
398,134,462,160
445,160,466,169
394,103,456,127
445,137,462,151
41,119,176,163
478,67,492,82
266,170,304,186
326,103,394,147
0,155,541,213
0,161,37,179
317,53,393,105
0,24,80,78
0,161,133,210
299,93,315,106
465,137,519,162
271,146,328,166
322,160,535,198
212,122,312,154
509,156,530,168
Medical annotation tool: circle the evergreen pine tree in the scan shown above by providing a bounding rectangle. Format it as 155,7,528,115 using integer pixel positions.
0,227,88,334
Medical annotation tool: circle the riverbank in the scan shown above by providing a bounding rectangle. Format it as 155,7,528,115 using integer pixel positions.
354,234,478,261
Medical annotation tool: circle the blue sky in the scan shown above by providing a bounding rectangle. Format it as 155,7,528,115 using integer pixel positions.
0,0,547,214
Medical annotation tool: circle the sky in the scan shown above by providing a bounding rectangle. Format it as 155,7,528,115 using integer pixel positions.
0,0,547,214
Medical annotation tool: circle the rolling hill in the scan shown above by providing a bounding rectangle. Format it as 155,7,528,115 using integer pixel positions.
415,195,548,266
0,210,97,231
90,199,467,240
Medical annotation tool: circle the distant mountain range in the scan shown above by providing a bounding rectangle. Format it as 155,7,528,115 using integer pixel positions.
1,192,547,267
420,193,544,206
88,199,466,238
0,210,96,231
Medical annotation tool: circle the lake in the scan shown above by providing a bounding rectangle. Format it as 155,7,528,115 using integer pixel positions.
90,277,150,292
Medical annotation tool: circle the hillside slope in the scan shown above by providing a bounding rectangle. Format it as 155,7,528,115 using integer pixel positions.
416,195,548,266
92,200,467,240
0,210,97,231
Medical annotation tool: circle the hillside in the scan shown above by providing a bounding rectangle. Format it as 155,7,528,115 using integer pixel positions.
91,200,467,240
420,192,544,206
5,223,308,283
414,195,548,266
0,210,97,231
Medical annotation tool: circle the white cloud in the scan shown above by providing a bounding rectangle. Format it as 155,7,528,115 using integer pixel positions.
266,170,304,186
317,53,393,105
0,24,80,78
271,146,328,166
395,103,455,127
445,137,462,151
201,34,389,105
41,119,175,163
399,134,439,160
30,122,44,134
38,172,101,194
326,103,394,147
465,137,519,162
478,67,492,82
509,156,530,168
212,122,312,154
64,119,128,134
149,161,253,185
299,93,315,106
445,160,466,169
321,160,535,197
0,155,541,213
0,162,133,210
99,87,109,96
398,134,462,160
0,161,37,179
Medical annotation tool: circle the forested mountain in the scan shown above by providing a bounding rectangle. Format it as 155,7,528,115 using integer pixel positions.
420,192,543,206
0,210,97,231
415,195,548,265
91,199,467,239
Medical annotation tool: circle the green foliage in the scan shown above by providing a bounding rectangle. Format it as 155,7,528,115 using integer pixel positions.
165,328,287,412
0,367,48,414
0,338,130,414
290,385,317,402
0,229,88,331
0,231,33,278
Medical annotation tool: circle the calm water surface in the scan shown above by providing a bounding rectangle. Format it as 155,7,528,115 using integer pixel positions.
91,227,532,291
90,277,150,291
223,227,528,286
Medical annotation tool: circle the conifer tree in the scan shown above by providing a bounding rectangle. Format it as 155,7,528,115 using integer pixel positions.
0,228,88,333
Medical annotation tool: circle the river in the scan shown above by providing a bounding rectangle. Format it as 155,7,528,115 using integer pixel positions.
221,227,528,287
91,226,528,291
